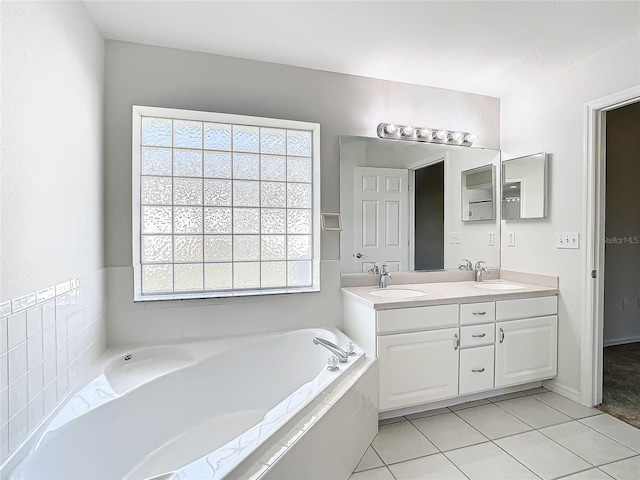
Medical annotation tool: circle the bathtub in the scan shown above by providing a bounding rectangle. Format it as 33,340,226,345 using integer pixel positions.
6,328,377,480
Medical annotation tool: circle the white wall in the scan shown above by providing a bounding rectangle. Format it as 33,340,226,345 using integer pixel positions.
0,1,106,466
1,1,105,301
500,34,640,401
104,41,500,346
603,108,640,346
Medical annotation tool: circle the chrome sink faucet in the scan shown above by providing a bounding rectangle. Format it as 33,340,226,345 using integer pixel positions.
313,337,349,363
458,259,473,271
379,264,392,288
474,261,489,282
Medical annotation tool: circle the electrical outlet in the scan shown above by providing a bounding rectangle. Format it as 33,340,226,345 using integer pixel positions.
488,232,495,246
507,232,516,247
557,232,580,249
449,232,460,244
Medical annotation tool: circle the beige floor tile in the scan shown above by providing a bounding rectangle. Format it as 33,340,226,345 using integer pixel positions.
349,466,395,480
495,430,592,480
445,441,538,479
599,456,640,480
559,468,615,479
580,415,640,453
533,392,602,419
371,420,438,465
540,421,636,466
411,412,487,451
388,453,467,479
496,396,572,428
454,403,532,439
354,446,384,473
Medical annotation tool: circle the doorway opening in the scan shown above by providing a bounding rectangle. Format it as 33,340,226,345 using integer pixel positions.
413,161,444,271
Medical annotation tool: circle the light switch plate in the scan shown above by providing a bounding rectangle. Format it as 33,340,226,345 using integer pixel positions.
557,232,580,249
488,232,495,246
507,232,516,247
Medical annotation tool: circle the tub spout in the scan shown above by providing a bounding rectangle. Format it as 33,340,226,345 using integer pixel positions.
313,337,349,363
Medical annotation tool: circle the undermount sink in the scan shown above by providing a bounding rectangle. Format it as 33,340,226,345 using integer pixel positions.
474,283,525,290
369,288,427,298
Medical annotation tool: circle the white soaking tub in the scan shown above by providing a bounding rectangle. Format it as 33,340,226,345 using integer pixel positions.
6,328,377,480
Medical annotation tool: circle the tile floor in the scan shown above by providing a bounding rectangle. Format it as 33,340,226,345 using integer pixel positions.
351,388,640,480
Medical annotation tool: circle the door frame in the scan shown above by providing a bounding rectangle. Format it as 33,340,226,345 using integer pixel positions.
582,85,640,406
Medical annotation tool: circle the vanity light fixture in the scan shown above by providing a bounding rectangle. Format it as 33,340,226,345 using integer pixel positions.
377,123,475,147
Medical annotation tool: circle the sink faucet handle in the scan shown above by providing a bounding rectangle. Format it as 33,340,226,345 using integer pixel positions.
474,260,486,269
459,259,473,271
368,264,380,275
345,341,356,356
381,264,392,277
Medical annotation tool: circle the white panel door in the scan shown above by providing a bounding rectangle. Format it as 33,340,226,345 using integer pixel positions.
378,328,459,411
353,167,409,273
495,315,558,388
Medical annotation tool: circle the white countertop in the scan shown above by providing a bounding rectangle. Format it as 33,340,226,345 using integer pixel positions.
341,280,558,310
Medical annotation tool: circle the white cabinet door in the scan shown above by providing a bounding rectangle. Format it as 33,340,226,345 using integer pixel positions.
495,315,558,388
378,328,459,411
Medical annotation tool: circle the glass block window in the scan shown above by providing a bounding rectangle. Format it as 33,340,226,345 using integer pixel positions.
132,106,320,301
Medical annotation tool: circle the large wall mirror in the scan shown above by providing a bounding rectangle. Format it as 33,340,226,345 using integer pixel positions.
340,135,501,274
502,152,548,219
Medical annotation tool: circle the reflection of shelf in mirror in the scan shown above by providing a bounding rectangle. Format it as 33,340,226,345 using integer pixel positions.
468,200,493,220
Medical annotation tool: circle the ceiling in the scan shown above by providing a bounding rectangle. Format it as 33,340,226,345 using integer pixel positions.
84,1,640,98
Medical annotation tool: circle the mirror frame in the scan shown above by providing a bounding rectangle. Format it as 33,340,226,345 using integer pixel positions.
501,152,548,220
461,164,495,223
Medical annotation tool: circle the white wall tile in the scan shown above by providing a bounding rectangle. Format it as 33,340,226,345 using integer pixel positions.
8,344,27,383
55,319,67,349
0,423,8,464
8,312,27,350
8,375,28,418
0,387,8,426
42,326,56,358
56,344,68,374
0,302,11,319
28,393,44,430
9,406,28,451
43,382,56,415
26,305,42,339
56,371,68,401
0,354,7,391
41,300,55,330
43,353,56,387
0,318,8,355
27,363,44,402
27,333,43,369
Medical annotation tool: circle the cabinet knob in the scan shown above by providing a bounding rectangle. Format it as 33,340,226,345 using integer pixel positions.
499,328,505,343
472,333,486,338
471,368,485,373
453,333,460,350
472,312,487,316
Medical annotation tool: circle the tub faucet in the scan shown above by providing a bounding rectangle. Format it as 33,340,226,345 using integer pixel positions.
379,264,392,288
313,337,349,363
458,259,473,271
474,261,489,282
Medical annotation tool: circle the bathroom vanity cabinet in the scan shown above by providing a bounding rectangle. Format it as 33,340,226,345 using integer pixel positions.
342,284,558,412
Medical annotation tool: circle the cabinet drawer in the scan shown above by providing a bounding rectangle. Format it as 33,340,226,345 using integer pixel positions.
460,302,496,325
496,296,558,321
377,304,458,334
459,345,495,395
460,324,495,348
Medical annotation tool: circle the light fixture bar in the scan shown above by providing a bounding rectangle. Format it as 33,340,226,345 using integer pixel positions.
377,123,475,147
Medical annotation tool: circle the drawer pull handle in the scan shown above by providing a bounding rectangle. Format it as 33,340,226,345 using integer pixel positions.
471,368,485,373
453,333,460,350
499,328,505,343
472,312,487,316
472,333,486,338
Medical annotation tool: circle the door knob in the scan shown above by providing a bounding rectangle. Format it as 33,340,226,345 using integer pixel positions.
353,252,367,259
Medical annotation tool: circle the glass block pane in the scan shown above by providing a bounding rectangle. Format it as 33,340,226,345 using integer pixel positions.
234,262,260,289
204,207,232,234
142,264,173,293
287,235,312,260
261,235,286,260
142,147,172,176
173,177,203,205
233,180,259,207
142,235,172,263
287,183,312,208
174,235,203,262
141,176,172,205
233,235,260,261
287,209,311,234
204,123,231,151
173,120,202,148
287,261,312,287
233,125,259,153
287,157,312,183
233,208,260,234
174,207,203,234
142,117,172,147
174,264,203,291
204,235,232,262
174,149,203,177
287,130,311,157
261,209,286,234
232,153,259,180
204,151,232,178
261,182,286,208
261,155,286,181
261,262,286,288
260,128,286,155
204,179,232,206
205,263,232,290
142,206,172,234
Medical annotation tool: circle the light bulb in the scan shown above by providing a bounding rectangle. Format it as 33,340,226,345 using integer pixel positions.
436,129,448,141
401,125,416,137
464,133,476,145
384,123,398,135
417,128,431,140
452,131,464,144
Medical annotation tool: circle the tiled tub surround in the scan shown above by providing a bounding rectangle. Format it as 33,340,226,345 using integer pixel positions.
5,328,377,480
0,270,107,467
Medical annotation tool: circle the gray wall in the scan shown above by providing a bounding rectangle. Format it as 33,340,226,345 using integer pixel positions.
603,104,640,346
104,41,500,345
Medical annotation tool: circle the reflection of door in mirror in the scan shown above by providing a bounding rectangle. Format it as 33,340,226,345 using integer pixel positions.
352,167,409,273
414,162,444,270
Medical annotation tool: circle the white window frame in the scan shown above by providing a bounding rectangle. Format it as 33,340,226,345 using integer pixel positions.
132,106,321,301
